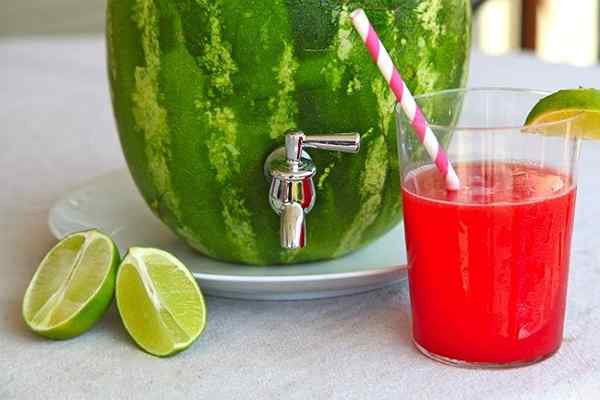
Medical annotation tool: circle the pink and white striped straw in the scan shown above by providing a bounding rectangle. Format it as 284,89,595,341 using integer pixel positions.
350,9,460,191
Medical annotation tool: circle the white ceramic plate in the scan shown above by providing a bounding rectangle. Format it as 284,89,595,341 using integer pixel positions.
49,170,407,300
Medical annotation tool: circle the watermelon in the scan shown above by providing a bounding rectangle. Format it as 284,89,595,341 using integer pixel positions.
106,0,471,265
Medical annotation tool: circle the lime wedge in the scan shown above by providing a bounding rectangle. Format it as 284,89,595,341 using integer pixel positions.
115,247,206,357
22,230,119,339
525,88,600,138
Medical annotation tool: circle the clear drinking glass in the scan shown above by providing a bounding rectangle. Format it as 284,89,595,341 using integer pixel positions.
396,88,583,368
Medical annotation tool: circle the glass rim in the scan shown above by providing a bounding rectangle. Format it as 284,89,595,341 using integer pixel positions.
395,87,584,132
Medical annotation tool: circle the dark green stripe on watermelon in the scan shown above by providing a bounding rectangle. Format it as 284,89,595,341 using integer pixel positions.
107,0,471,265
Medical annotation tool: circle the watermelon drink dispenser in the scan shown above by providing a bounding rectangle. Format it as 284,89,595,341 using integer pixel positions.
265,131,360,248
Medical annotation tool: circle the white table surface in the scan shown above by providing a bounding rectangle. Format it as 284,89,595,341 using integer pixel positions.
2,36,600,399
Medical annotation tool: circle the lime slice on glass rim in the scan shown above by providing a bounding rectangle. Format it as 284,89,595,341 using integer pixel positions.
525,88,600,138
115,247,206,357
22,229,120,339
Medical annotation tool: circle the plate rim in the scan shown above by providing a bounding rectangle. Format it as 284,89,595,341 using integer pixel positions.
188,264,406,283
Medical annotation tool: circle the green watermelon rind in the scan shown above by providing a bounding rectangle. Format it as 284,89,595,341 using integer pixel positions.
106,0,471,265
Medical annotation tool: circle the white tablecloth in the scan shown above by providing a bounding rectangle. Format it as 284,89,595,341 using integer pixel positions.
2,37,600,399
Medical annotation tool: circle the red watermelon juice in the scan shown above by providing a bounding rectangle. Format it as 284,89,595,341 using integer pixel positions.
402,161,576,365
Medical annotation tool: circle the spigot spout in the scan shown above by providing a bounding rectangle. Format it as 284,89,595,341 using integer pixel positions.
280,202,306,249
265,130,361,250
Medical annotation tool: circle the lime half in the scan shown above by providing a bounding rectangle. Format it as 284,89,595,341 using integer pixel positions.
22,229,119,339
115,247,206,357
525,88,600,138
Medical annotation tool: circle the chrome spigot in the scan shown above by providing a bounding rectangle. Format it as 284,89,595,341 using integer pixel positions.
265,131,361,249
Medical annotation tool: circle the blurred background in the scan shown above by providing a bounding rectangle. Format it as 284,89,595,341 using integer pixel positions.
1,0,598,67
474,0,599,66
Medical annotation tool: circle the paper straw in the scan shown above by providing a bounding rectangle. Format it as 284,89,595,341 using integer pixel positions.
350,9,460,191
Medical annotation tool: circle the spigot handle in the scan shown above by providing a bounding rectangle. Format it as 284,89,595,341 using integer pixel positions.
280,202,306,249
285,131,360,162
